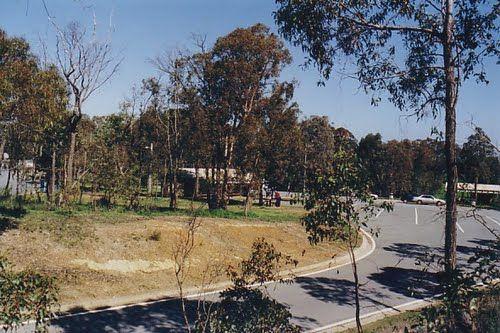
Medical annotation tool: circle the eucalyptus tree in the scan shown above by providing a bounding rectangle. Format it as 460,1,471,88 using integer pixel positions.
52,21,120,199
459,127,500,198
173,24,293,209
0,30,68,201
303,134,391,332
299,116,337,193
0,29,38,167
31,66,69,203
205,24,292,209
358,133,386,195
234,81,301,214
274,0,499,288
156,58,192,208
258,83,303,197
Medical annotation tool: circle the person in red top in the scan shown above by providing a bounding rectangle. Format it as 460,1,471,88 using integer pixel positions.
274,191,281,207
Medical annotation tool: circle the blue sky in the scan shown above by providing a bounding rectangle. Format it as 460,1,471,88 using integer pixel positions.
1,0,498,144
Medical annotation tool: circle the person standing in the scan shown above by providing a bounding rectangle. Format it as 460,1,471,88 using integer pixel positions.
275,191,281,207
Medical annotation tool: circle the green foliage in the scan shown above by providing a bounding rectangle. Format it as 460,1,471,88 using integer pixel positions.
412,238,499,332
197,238,300,333
0,29,69,201
342,310,421,333
302,135,392,332
459,127,500,185
229,237,298,286
303,139,385,244
358,134,447,197
0,257,58,332
176,23,295,210
274,0,498,117
199,287,300,333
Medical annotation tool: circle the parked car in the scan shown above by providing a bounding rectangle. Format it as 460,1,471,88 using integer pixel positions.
411,194,445,206
402,193,416,203
369,193,379,200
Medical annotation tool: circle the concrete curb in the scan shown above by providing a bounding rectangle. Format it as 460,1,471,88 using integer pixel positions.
55,229,376,317
309,297,435,333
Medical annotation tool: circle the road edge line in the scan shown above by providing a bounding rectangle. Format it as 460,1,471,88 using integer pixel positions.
53,228,377,320
306,297,435,333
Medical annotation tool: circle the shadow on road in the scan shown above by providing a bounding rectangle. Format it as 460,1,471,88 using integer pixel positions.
295,276,392,307
385,240,497,265
367,267,439,298
52,298,201,333
50,238,497,332
295,240,495,312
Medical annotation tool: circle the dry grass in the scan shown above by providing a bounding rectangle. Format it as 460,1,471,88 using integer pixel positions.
0,212,342,306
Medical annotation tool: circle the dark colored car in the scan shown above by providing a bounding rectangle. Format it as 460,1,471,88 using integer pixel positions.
401,194,416,203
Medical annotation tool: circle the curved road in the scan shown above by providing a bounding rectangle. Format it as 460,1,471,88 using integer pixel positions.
17,203,500,332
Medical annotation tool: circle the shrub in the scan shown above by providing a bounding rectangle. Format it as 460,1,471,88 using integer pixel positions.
0,257,58,332
147,230,161,241
196,238,299,333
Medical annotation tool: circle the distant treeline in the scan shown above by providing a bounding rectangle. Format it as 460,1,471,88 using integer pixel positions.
1,25,498,211
358,130,500,197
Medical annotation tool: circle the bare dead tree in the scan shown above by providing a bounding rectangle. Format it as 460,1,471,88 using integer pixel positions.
171,202,225,333
50,21,121,199
172,216,199,333
151,50,188,209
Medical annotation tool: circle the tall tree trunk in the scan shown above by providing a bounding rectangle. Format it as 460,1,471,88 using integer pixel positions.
244,176,254,217
215,165,222,209
348,225,363,333
206,166,213,209
67,131,76,192
350,247,362,333
221,139,235,210
443,0,458,280
169,168,177,209
222,166,229,209
258,180,264,206
147,172,153,195
161,159,168,197
194,166,200,200
48,148,57,204
4,168,11,194
474,175,478,204
15,168,20,197
0,137,5,162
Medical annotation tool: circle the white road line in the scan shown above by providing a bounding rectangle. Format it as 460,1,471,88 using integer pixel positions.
375,209,383,219
306,298,434,333
296,229,376,278
457,223,465,233
485,215,500,227
414,207,418,225
53,230,378,321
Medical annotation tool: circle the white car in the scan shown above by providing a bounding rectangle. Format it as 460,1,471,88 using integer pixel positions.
412,195,445,206
369,193,379,200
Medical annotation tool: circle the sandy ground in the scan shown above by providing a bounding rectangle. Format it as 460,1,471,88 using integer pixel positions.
0,215,342,306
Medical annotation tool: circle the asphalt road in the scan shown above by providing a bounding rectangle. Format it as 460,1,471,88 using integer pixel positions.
14,203,500,332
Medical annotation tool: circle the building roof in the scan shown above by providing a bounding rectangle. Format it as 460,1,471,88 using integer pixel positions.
180,168,252,182
457,182,500,194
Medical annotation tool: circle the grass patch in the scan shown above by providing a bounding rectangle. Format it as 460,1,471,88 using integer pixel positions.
342,287,499,333
342,310,420,333
21,215,94,247
1,195,304,223
0,195,304,246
